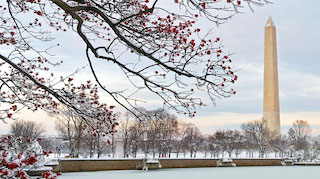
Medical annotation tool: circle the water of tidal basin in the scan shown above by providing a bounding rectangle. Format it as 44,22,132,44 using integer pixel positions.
60,166,318,179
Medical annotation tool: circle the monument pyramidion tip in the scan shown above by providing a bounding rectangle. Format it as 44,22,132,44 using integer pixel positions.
265,16,276,27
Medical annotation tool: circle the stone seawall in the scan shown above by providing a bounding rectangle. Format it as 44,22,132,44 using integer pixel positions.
159,159,219,168
232,159,282,166
56,158,286,172
57,159,143,172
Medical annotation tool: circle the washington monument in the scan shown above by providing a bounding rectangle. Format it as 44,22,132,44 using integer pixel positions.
263,17,280,136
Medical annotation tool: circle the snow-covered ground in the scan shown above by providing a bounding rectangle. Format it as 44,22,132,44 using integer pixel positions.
59,166,319,179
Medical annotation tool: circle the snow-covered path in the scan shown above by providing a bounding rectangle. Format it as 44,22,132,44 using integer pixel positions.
60,166,318,179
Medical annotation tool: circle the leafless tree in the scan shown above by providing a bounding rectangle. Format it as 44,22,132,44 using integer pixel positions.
241,119,276,158
82,125,111,158
10,119,45,140
128,120,144,158
308,136,320,160
159,113,179,158
230,130,244,158
207,134,222,158
180,123,203,158
38,137,55,152
54,107,85,157
122,108,179,158
270,135,289,158
224,130,240,158
288,120,311,151
206,129,244,158
173,122,192,158
118,112,134,158
214,130,229,157
140,109,179,158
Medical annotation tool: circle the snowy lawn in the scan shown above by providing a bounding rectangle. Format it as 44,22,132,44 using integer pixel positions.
60,166,318,179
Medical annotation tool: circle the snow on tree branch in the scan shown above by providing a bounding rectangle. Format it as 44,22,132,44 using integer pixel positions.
0,135,61,178
0,0,270,121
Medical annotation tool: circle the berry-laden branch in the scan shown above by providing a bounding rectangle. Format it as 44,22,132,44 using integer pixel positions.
0,0,270,122
0,135,62,179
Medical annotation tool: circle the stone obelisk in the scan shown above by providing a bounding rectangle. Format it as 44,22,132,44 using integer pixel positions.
263,17,280,136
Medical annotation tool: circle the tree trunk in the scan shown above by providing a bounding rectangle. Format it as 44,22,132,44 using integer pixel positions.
123,138,128,158
75,122,83,158
112,135,115,158
89,139,94,158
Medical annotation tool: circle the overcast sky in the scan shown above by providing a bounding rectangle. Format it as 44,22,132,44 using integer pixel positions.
1,0,320,136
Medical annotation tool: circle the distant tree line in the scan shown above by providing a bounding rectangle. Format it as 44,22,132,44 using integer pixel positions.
8,111,320,161
117,111,319,161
